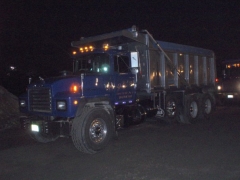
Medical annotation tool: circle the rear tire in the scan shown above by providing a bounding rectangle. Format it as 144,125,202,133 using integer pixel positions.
179,95,199,124
199,94,214,119
71,107,113,154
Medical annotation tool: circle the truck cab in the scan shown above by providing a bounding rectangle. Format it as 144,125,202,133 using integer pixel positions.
19,42,142,154
216,59,240,104
72,47,138,105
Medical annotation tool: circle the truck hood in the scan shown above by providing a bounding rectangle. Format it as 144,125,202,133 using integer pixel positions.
30,75,81,86
28,75,82,96
45,75,80,84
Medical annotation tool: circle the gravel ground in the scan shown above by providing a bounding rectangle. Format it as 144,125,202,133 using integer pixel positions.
0,105,240,180
0,86,20,130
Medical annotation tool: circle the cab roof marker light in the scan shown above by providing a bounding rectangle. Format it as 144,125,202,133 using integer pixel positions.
89,46,94,51
80,47,84,53
79,46,94,53
103,44,109,51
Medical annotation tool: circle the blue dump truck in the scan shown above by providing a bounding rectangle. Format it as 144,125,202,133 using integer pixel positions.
216,59,240,104
19,26,216,153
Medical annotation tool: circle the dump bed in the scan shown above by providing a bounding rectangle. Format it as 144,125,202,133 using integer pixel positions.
72,26,216,93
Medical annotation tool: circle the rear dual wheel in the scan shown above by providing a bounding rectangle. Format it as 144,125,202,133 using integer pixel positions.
179,93,215,124
179,95,199,124
199,94,214,119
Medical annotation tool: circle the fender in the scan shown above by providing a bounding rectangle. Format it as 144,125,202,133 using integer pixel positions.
75,96,115,124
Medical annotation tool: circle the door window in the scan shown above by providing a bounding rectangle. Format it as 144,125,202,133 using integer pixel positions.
114,55,130,73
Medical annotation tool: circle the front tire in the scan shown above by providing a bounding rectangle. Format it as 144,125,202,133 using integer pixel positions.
71,107,113,154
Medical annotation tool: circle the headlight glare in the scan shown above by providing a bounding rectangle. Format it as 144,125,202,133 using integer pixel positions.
19,100,26,107
57,101,67,110
31,124,39,132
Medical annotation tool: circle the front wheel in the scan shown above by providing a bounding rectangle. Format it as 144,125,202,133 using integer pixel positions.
71,107,113,154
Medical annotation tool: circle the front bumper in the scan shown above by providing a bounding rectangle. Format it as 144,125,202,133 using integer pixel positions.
20,115,71,137
217,92,240,100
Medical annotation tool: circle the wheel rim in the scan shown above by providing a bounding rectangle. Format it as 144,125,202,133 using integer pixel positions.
166,100,176,117
89,118,107,144
204,99,212,114
190,101,198,118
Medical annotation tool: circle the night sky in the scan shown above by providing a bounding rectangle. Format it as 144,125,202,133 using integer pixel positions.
1,0,240,77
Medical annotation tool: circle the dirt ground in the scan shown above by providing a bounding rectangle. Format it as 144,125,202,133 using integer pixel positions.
0,105,240,180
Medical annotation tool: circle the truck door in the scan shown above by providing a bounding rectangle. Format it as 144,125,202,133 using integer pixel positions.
113,54,136,105
74,53,111,98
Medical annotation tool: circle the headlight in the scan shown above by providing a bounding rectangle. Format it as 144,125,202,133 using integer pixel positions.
57,101,67,110
19,100,26,107
217,85,222,90
31,124,39,132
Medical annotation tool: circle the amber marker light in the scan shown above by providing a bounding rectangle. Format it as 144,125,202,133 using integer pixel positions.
79,46,94,53
70,83,80,93
103,44,109,51
80,47,84,53
89,46,94,51
73,100,78,105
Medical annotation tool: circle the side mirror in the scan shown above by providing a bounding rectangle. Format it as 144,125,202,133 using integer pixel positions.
131,52,139,68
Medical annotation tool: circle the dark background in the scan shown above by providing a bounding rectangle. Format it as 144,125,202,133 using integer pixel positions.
1,0,240,95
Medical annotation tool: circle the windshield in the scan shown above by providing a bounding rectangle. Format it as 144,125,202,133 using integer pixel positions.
74,53,110,74
221,62,240,79
224,67,240,79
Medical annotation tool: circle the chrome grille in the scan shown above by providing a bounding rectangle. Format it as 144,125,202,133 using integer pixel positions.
29,88,52,113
